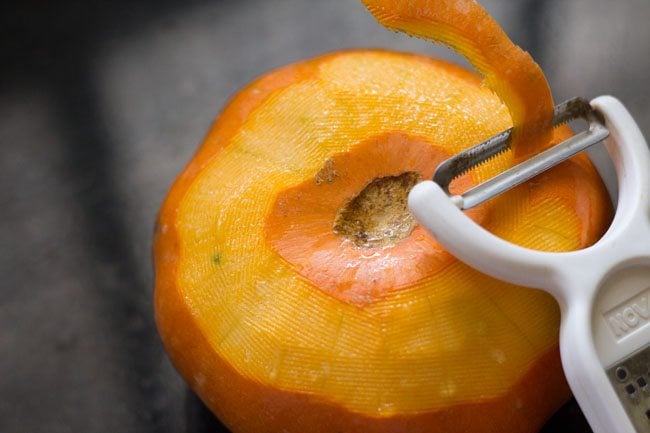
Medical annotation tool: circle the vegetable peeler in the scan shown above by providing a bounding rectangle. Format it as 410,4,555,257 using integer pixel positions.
408,96,650,433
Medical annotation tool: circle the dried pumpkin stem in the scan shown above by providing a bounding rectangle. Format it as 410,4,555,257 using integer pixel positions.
333,172,421,248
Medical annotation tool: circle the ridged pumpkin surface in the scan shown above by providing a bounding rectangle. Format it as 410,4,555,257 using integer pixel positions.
154,49,611,433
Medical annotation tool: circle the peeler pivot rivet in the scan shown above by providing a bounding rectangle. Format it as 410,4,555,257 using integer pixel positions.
616,367,630,382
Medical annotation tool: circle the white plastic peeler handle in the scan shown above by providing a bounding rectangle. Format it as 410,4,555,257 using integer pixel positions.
409,96,650,433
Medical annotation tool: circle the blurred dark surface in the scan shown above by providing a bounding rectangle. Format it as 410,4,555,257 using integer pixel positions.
1,0,648,432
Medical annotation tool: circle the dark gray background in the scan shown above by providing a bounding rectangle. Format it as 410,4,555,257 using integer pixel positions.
1,0,649,432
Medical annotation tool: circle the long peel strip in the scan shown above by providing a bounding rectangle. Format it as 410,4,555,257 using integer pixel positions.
361,0,555,157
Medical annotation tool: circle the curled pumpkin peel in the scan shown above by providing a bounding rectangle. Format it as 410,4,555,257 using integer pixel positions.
155,49,611,433
361,0,555,158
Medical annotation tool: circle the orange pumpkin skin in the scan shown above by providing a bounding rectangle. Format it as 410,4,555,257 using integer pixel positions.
154,50,611,433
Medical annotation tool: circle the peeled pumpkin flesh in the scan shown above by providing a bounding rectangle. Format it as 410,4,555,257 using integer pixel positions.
154,2,612,433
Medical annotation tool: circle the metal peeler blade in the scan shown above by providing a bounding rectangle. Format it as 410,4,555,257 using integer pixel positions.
434,97,610,210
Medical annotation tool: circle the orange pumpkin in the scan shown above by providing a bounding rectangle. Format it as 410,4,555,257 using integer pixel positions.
154,2,612,433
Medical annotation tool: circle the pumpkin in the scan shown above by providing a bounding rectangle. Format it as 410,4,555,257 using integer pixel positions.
154,1,612,432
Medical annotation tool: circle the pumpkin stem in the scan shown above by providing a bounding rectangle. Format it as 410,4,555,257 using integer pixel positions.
333,172,421,248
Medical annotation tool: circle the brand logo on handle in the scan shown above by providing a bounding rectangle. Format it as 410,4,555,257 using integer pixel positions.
604,288,650,339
